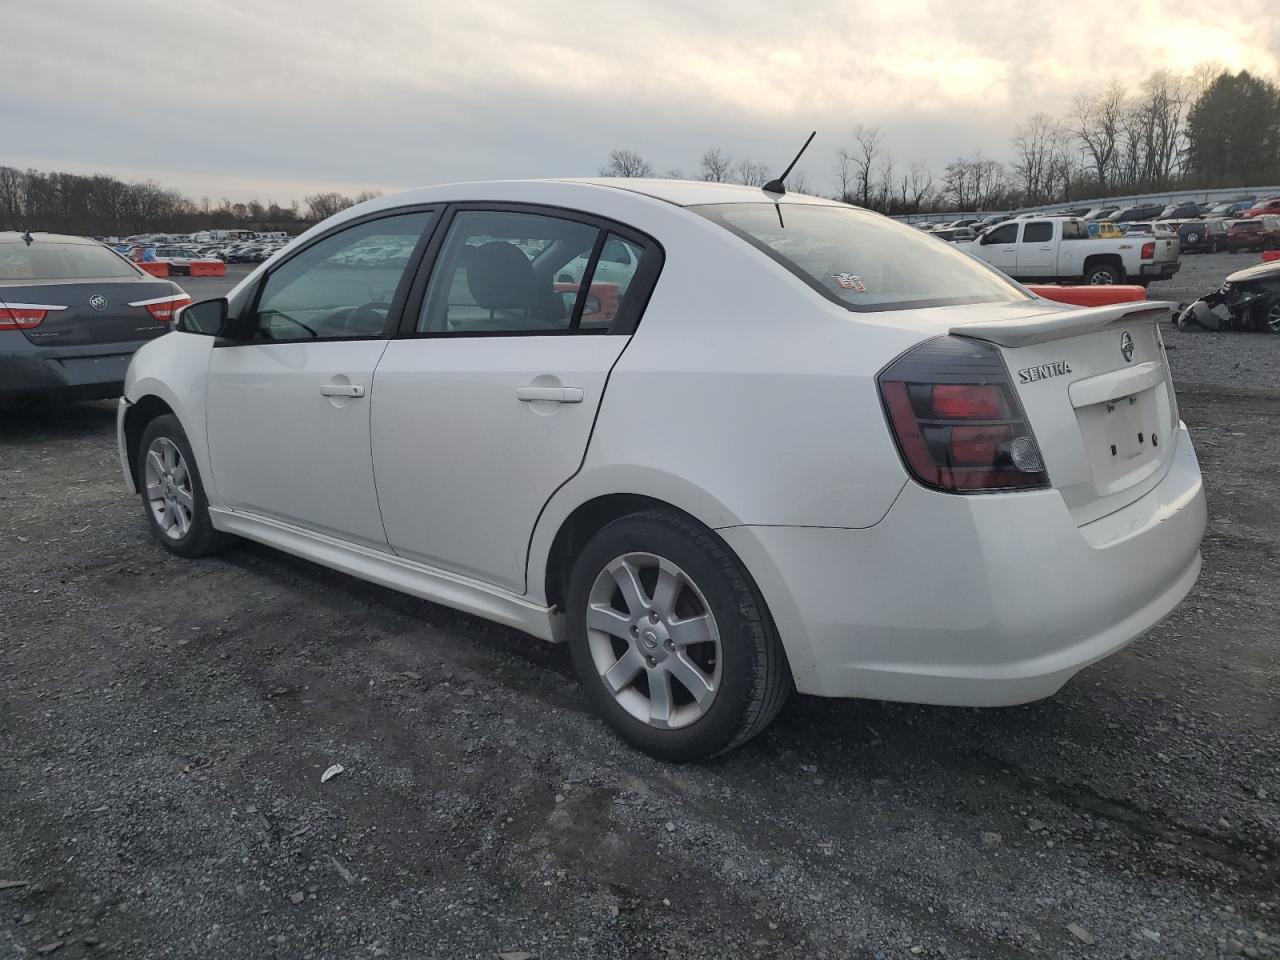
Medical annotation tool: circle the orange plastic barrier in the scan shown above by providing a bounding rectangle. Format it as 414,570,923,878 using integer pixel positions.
1027,284,1146,307
138,261,170,278
1262,250,1280,262
188,259,227,277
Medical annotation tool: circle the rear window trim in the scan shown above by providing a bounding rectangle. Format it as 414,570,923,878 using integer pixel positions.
690,203,1028,314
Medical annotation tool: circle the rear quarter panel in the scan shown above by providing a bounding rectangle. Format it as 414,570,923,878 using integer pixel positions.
526,205,921,603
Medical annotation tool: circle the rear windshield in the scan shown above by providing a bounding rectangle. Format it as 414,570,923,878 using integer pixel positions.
0,242,140,281
692,203,1028,312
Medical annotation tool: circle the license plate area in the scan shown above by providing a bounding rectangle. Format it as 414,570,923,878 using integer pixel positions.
1076,386,1165,496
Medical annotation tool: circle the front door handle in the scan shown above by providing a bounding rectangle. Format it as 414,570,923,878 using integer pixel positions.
516,385,584,404
321,383,366,398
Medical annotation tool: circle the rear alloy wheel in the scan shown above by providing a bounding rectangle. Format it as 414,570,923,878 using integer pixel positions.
138,414,235,558
1261,301,1280,335
1185,231,1200,245
1086,263,1122,285
566,511,790,761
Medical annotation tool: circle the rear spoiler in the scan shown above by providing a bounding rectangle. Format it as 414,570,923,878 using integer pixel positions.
950,301,1175,348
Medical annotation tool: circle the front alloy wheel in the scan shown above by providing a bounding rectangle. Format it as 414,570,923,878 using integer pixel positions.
144,436,194,540
586,552,722,730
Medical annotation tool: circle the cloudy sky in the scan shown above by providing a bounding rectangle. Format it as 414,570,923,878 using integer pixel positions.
7,0,1278,203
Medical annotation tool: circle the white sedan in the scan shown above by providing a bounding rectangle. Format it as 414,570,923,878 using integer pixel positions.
117,178,1206,760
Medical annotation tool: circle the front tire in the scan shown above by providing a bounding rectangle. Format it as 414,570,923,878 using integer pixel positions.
565,510,791,761
138,414,234,558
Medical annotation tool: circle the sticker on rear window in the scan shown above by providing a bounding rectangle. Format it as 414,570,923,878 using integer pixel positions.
831,273,866,292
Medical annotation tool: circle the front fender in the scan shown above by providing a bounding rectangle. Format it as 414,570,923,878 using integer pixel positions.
120,332,219,506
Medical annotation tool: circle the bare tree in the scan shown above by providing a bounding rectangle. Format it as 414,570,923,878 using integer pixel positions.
354,189,383,204
734,159,769,187
905,162,935,211
700,148,734,182
305,192,356,221
847,125,884,207
833,149,856,203
1072,81,1126,194
1012,113,1061,205
874,154,895,212
600,149,653,178
785,168,810,194
661,168,687,179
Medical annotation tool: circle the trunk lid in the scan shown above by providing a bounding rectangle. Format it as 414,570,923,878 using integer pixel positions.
0,279,183,347
952,301,1180,524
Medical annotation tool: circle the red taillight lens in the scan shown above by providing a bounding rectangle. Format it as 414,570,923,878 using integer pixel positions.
1141,241,1155,259
0,306,48,329
129,294,192,322
878,337,1048,493
931,384,1002,419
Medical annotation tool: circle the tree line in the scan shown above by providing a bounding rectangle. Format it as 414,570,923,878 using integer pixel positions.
600,67,1280,214
0,167,382,237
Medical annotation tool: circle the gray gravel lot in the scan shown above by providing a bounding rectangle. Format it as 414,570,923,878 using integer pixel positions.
1,255,1277,959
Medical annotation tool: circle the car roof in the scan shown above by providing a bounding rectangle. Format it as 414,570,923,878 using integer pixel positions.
0,231,100,247
553,177,841,207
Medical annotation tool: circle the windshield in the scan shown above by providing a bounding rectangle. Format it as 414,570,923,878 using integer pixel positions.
692,203,1028,312
0,242,139,281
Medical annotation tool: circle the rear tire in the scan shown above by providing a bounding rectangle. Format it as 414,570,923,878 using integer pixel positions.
565,510,791,761
1086,262,1123,285
137,414,234,558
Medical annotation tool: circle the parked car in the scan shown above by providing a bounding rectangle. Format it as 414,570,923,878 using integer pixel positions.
1106,204,1165,223
1204,201,1251,219
1179,259,1280,333
1158,203,1205,220
1242,198,1280,219
1082,207,1120,221
930,227,979,243
1259,215,1280,249
1,232,190,410
1174,219,1230,253
961,216,1180,285
1225,219,1269,252
113,179,1205,760
1124,222,1177,237
1087,221,1125,239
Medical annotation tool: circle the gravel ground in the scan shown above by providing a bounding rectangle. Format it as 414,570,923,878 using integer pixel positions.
1,256,1277,960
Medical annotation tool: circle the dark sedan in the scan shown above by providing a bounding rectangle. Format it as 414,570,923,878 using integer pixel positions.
1,232,190,410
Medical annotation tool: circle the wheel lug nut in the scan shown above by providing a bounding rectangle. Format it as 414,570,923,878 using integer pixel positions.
646,656,656,667
664,640,674,651
648,611,659,623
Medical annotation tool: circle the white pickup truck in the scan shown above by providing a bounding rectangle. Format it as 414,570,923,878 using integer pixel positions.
959,217,1180,286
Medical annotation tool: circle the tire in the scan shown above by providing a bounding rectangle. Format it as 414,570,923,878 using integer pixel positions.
564,510,791,761
1185,231,1201,245
1085,262,1123,285
137,413,235,558
1254,299,1280,335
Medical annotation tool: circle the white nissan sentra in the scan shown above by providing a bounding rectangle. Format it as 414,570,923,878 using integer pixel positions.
117,179,1206,760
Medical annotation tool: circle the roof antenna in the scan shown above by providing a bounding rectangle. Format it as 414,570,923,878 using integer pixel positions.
21,230,34,246
762,130,816,196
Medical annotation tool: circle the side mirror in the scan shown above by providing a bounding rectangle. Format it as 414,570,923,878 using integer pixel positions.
175,297,229,336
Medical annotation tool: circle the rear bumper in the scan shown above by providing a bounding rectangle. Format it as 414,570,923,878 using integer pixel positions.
721,422,1206,705
1140,261,1181,279
0,340,139,403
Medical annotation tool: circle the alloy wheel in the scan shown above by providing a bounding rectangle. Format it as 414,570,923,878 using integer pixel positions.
1088,269,1115,285
585,552,722,730
1268,302,1280,335
144,437,194,540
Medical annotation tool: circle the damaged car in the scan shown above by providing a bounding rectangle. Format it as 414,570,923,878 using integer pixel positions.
1178,259,1280,333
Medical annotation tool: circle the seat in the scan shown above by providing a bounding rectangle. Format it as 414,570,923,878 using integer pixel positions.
464,242,566,330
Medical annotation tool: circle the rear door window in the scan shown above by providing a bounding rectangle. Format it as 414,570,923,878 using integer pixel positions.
1022,222,1054,243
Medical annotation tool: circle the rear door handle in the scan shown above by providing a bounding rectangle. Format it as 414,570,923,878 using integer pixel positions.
321,383,366,398
516,386,584,404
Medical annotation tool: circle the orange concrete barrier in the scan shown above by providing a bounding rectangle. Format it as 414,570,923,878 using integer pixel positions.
1262,250,1280,263
1027,284,1147,308
138,261,170,278
188,259,227,277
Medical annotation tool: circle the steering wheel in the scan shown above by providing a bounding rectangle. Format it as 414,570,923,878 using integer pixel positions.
341,300,392,336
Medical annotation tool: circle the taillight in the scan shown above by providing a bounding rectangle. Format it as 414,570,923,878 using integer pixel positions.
1140,241,1155,259
0,303,64,330
129,293,192,322
878,337,1049,493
